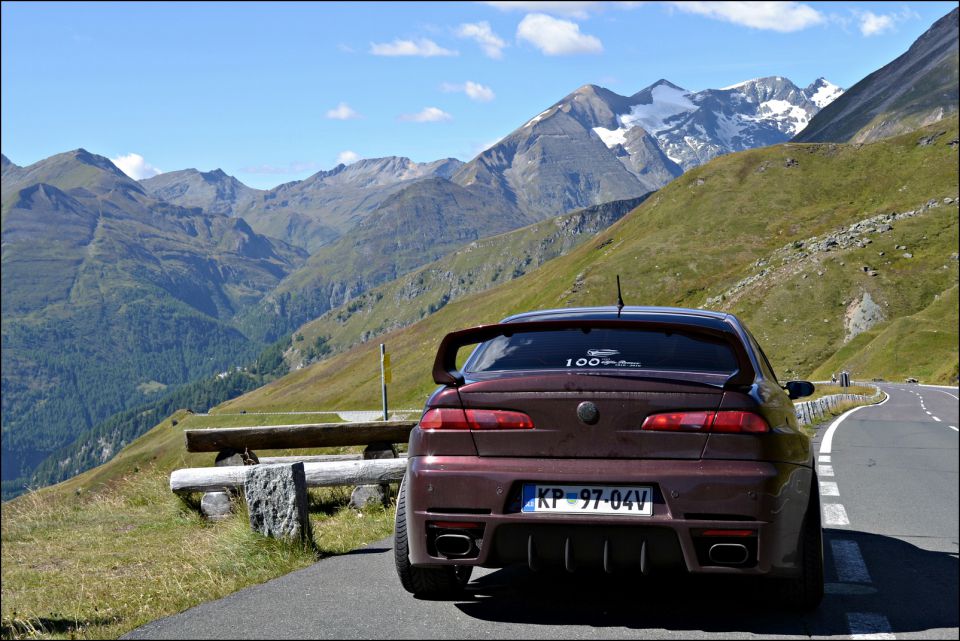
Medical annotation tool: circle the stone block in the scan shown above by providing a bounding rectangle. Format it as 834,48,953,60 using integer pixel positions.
349,484,389,509
244,463,310,542
201,491,233,521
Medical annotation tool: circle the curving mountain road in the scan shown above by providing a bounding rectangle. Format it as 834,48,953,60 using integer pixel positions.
126,384,958,640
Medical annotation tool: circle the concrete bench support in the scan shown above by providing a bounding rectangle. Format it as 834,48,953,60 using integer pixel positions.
244,462,310,542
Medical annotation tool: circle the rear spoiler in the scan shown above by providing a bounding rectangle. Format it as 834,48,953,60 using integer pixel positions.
432,319,756,388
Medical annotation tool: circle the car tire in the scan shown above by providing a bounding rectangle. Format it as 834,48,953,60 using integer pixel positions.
780,473,824,611
394,474,473,597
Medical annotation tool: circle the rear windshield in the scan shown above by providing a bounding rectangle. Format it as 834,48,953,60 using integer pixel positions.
465,328,739,375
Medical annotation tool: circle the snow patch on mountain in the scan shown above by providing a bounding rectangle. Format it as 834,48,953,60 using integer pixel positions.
593,126,628,148
524,108,554,128
620,85,697,134
807,79,843,108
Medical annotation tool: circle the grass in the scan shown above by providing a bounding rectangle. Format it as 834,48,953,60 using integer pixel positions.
804,384,877,400
0,413,397,640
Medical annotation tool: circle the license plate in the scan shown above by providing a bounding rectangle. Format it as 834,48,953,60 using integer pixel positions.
521,484,653,515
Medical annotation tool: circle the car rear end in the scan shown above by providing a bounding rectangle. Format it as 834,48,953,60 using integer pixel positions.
397,307,818,604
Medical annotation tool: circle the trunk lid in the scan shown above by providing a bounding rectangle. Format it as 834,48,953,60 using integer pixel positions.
457,372,726,459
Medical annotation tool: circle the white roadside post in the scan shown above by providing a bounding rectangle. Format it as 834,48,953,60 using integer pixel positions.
380,343,390,421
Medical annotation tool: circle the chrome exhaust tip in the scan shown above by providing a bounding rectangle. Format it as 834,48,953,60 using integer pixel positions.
708,543,749,565
435,533,474,557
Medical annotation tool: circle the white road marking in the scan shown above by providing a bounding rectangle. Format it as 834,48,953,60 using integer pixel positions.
820,392,890,455
818,454,831,463
818,464,835,477
820,481,840,496
934,389,959,400
847,612,896,639
823,503,850,526
932,416,941,422
925,411,932,415
949,426,959,432
831,539,872,583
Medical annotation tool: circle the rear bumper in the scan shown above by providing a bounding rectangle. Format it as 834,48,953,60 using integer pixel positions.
404,456,813,577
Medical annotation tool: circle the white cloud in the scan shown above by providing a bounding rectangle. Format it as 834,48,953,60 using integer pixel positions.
858,11,893,36
456,21,507,59
399,107,454,123
854,8,918,37
110,153,162,180
517,13,603,56
336,150,361,165
326,102,361,120
483,2,602,19
669,1,825,33
441,81,496,102
369,38,458,57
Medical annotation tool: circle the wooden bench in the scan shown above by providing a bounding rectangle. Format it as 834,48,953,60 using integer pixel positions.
184,420,416,452
171,420,418,516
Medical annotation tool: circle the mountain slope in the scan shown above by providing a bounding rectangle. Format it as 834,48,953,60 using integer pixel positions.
794,8,958,143
1,150,307,488
236,156,464,251
218,117,958,414
141,168,262,216
286,194,650,366
236,176,534,341
452,76,843,219
235,75,843,343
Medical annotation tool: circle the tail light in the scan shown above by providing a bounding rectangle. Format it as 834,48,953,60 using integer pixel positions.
419,408,534,431
641,410,769,433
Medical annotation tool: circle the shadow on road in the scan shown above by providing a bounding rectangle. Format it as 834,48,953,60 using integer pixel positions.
447,528,957,636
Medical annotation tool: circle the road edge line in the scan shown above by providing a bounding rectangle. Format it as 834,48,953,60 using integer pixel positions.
820,391,890,455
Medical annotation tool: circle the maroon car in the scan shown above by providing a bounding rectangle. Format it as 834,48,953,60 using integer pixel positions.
394,306,822,609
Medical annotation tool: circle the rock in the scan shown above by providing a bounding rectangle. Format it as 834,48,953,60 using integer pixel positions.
944,197,953,204
868,270,879,277
363,442,399,459
244,463,310,542
215,447,259,467
896,244,907,250
917,132,944,146
349,484,389,509
845,291,885,342
878,251,885,256
201,491,233,521
902,252,913,258
784,158,798,168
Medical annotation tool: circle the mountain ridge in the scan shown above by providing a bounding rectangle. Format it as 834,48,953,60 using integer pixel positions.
794,7,958,143
1,149,307,488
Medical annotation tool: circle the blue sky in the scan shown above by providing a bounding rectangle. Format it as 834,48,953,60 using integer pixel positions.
2,1,955,189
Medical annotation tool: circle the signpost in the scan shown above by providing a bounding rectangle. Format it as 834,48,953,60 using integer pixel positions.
380,344,390,420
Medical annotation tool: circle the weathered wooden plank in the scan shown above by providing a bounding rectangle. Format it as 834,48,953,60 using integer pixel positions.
257,453,407,464
184,420,417,452
170,459,408,494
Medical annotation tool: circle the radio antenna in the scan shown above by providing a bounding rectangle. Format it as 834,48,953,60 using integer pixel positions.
616,274,624,318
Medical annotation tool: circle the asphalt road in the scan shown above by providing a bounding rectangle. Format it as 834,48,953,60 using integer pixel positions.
126,384,958,640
